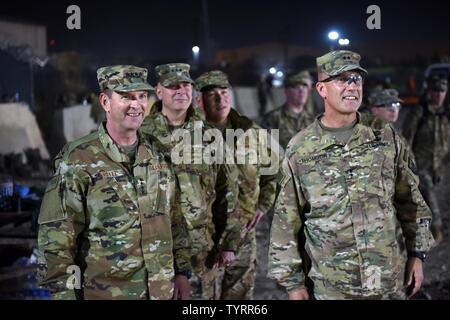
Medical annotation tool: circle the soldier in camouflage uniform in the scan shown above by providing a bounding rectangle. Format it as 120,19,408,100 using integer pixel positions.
37,65,192,300
195,70,279,300
268,50,435,300
140,63,240,300
367,88,403,124
363,88,406,136
363,88,416,160
402,75,450,243
261,71,316,150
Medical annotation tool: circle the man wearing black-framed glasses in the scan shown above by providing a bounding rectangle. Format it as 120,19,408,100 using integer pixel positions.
269,50,435,300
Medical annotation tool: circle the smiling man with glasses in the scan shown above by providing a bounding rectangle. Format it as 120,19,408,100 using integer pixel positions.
268,50,435,300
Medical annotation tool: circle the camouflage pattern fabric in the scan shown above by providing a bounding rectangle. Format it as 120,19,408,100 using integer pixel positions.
224,108,279,226
268,113,434,299
37,123,191,300
193,70,279,299
261,102,315,150
214,108,279,300
403,103,450,183
217,229,257,300
316,50,368,76
140,102,240,299
417,172,442,229
195,70,231,92
402,102,450,228
97,65,154,92
155,63,194,87
283,70,312,88
368,88,403,107
361,113,412,154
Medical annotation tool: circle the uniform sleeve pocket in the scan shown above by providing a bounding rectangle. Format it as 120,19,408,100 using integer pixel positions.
38,175,67,224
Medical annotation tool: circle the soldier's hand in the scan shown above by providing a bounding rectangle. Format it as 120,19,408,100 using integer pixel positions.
288,288,310,300
214,251,236,268
245,209,264,231
404,257,424,299
173,274,190,300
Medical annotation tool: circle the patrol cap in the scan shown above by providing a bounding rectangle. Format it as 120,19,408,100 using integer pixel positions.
368,88,403,107
284,70,312,88
316,50,368,77
427,74,448,92
155,63,194,87
96,65,154,92
195,70,231,92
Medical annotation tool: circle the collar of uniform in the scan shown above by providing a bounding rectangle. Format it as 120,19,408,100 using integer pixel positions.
309,118,336,150
227,108,254,131
149,100,163,114
143,101,206,152
98,122,152,164
282,103,304,119
146,100,170,133
183,106,205,131
427,103,447,115
148,101,200,128
347,114,378,149
135,130,154,165
98,122,133,163
313,112,377,150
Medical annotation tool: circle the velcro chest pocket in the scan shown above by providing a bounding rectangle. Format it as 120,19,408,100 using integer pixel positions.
38,175,67,224
359,141,393,197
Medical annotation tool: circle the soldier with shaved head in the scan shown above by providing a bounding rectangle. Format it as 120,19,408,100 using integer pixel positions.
268,51,435,300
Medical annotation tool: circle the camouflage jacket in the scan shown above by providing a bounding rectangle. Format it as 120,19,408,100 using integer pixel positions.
261,102,315,150
402,103,450,180
361,113,414,159
225,108,279,225
37,123,191,300
140,102,240,257
268,113,434,299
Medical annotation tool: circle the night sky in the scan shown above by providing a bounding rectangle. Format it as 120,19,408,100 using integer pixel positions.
1,0,450,62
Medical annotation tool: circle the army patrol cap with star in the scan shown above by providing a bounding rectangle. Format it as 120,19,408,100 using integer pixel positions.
155,63,194,87
97,65,154,92
284,70,312,88
316,50,368,77
195,70,231,92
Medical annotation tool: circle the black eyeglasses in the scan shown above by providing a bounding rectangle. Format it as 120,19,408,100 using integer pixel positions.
320,73,364,86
